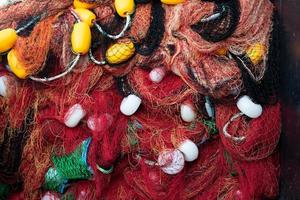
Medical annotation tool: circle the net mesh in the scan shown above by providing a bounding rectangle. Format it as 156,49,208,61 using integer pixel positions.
0,0,281,199
44,138,93,193
134,0,165,56
13,15,57,76
216,103,281,161
191,0,241,43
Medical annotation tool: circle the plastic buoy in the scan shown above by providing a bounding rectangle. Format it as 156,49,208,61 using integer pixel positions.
161,0,185,5
178,139,199,162
0,76,8,97
64,104,86,128
120,94,142,116
149,67,166,83
158,149,185,175
180,103,197,122
237,95,262,118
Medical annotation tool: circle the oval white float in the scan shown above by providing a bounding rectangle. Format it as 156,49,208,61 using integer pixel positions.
237,95,262,118
149,67,166,83
180,103,197,122
178,139,199,162
120,94,142,116
64,104,86,128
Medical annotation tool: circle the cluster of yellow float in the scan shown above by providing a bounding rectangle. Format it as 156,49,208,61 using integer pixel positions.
70,0,137,65
0,0,214,80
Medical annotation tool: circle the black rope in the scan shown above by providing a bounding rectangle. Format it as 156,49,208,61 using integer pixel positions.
134,0,165,56
191,0,240,43
116,76,134,97
95,14,124,37
135,0,151,4
0,109,34,180
16,14,42,37
231,12,280,105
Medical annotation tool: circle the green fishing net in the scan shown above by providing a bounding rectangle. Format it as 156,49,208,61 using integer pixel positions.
44,138,93,193
44,167,68,193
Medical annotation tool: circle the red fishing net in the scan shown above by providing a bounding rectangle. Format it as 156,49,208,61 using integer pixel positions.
216,103,281,161
0,0,281,199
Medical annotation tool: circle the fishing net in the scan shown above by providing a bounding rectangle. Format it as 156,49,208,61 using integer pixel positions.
13,16,57,76
234,153,280,200
130,3,152,43
133,0,165,56
191,0,241,43
0,109,33,186
124,160,185,200
128,67,193,107
125,104,209,158
61,181,96,200
0,183,10,200
102,158,137,200
44,138,93,193
183,140,224,199
216,103,281,161
232,12,280,105
0,0,281,199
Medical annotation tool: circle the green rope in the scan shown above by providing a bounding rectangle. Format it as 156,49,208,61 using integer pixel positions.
96,165,114,174
188,121,196,130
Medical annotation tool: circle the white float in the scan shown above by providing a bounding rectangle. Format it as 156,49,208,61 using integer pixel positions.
158,149,185,175
236,95,262,118
120,94,142,116
180,103,197,122
0,76,8,97
64,104,86,128
178,139,199,162
0,0,20,9
205,97,214,118
149,67,166,83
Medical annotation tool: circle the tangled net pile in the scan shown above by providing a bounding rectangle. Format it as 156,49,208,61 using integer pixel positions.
0,0,281,199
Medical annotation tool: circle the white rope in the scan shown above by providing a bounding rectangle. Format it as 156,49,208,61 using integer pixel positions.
70,9,81,23
89,49,106,65
201,6,225,23
234,54,266,82
94,14,131,40
30,54,80,82
96,164,114,174
222,112,246,142
16,14,41,34
135,154,158,166
29,10,83,83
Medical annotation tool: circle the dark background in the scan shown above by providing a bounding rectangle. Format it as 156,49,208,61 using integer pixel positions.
277,0,300,199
